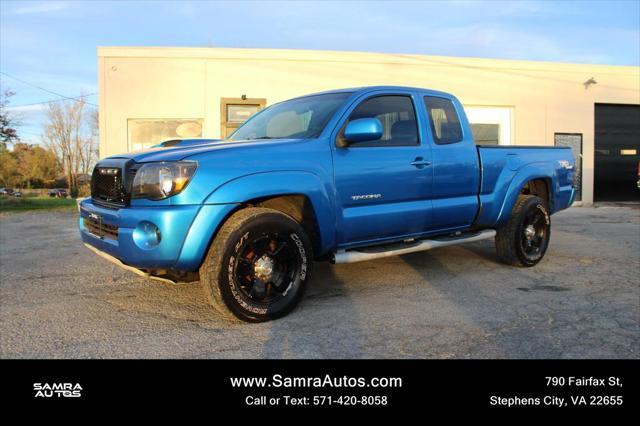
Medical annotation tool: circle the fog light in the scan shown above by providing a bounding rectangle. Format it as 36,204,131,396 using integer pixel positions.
133,221,161,249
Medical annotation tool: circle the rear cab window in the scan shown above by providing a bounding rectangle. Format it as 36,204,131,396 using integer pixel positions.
423,96,463,145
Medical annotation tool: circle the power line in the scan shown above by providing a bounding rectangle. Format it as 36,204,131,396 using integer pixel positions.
9,93,98,108
0,71,98,106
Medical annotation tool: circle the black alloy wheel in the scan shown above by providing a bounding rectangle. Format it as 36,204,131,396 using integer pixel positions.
200,207,312,322
234,232,300,305
495,194,551,267
519,206,548,261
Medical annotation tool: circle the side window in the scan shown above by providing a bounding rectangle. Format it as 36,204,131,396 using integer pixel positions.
424,96,463,145
345,95,419,147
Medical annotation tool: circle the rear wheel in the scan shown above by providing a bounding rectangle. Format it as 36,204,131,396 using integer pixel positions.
495,195,550,267
200,207,312,322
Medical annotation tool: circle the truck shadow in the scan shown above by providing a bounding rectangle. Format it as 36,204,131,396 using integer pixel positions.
398,244,562,358
260,262,364,358
457,244,499,263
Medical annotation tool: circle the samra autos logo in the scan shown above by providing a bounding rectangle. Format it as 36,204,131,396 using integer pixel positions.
33,383,83,398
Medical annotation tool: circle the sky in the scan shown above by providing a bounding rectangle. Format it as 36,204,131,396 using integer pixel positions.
1,0,639,144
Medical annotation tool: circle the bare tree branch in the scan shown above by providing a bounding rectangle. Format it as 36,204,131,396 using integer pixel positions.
42,97,97,196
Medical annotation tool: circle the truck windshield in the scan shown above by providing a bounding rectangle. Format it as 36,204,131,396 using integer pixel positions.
229,92,352,141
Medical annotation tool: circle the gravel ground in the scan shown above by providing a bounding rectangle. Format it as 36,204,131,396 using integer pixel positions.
0,206,638,359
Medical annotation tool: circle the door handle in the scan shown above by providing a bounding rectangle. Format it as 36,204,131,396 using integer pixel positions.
410,157,431,169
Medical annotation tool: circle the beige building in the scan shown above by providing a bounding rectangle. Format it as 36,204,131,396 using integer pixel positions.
98,47,640,204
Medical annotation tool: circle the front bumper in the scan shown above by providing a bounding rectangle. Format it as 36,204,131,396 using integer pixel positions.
79,198,237,272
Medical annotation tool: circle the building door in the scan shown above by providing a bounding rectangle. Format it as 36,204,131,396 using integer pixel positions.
220,97,266,138
555,133,582,201
594,104,640,201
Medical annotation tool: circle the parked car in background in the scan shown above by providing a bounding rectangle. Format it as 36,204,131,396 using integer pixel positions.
49,188,68,198
0,188,21,197
79,86,577,322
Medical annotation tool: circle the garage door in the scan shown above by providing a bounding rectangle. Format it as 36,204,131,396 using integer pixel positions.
594,104,640,201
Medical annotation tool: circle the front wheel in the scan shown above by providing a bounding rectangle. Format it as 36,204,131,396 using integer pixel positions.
200,207,313,322
495,195,551,267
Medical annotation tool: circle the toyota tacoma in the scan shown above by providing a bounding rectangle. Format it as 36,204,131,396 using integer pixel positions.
79,86,577,322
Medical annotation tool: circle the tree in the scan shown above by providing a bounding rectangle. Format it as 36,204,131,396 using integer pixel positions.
80,108,99,178
0,84,19,148
0,148,19,187
12,143,60,188
0,143,60,188
43,97,96,197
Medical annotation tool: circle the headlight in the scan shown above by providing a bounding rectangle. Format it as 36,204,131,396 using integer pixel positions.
132,162,197,200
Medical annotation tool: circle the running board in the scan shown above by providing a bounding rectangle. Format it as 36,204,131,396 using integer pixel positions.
332,229,496,264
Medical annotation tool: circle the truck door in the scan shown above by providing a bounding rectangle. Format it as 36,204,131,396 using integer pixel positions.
423,95,480,230
332,93,433,246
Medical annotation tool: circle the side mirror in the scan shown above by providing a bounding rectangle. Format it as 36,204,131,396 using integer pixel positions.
338,118,383,147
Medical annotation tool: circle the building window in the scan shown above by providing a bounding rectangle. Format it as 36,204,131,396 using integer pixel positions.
464,106,513,146
227,104,261,123
221,97,266,138
470,123,500,146
128,119,203,151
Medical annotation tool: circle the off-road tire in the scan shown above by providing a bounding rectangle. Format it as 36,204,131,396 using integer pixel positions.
495,195,551,267
200,207,313,322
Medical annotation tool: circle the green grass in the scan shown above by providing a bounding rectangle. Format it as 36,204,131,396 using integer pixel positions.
0,196,77,212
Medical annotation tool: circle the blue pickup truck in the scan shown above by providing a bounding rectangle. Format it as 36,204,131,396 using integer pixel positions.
79,86,576,322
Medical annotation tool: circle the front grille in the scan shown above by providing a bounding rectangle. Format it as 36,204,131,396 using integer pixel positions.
91,166,126,207
83,217,118,240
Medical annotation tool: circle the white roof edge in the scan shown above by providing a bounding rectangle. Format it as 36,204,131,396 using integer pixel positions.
96,46,640,73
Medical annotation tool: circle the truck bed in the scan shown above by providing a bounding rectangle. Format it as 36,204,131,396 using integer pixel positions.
474,145,576,227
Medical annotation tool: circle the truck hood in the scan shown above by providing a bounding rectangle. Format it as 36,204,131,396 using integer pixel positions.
106,138,302,163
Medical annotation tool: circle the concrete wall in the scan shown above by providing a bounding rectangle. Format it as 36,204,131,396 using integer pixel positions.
98,47,640,204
